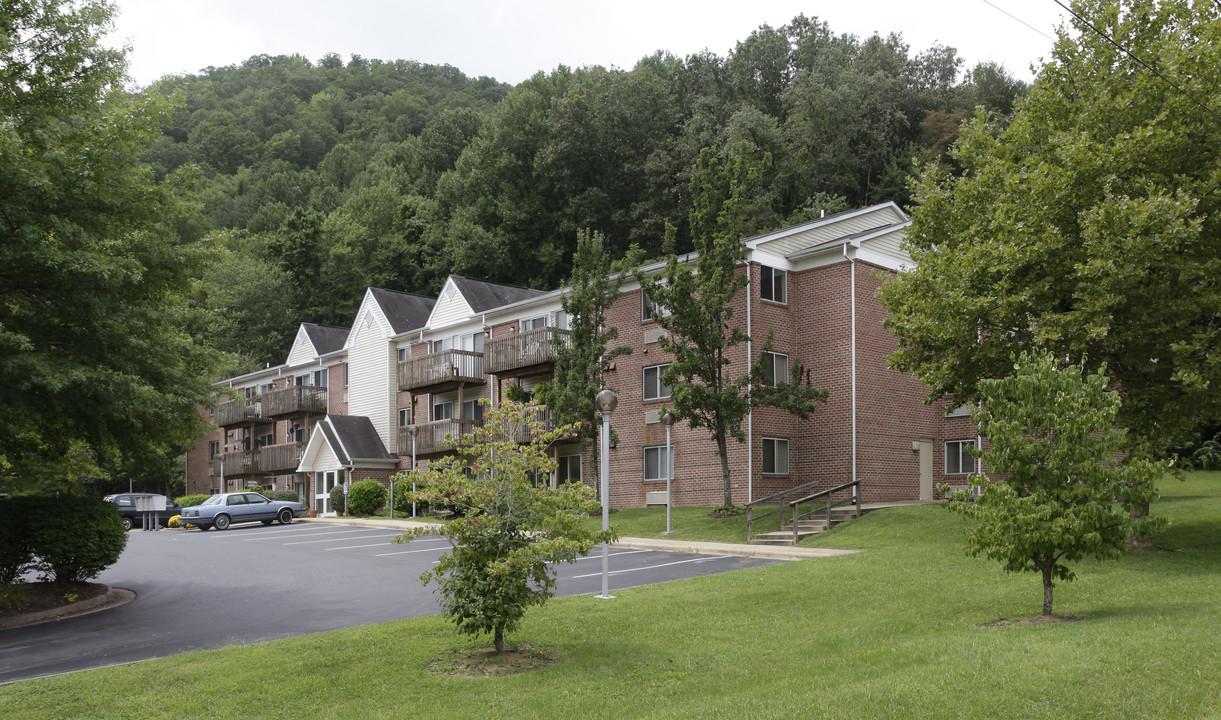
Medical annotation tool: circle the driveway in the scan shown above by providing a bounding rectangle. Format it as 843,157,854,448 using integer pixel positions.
0,523,784,683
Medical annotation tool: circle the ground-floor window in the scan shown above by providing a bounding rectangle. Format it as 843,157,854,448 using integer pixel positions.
557,454,581,483
644,445,671,481
762,438,789,475
314,469,345,515
945,439,976,475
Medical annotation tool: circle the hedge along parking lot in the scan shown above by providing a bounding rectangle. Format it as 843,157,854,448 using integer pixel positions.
0,521,783,684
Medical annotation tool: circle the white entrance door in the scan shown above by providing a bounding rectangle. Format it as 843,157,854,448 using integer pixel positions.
315,470,345,516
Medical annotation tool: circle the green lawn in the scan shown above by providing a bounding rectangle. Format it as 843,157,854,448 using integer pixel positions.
3,473,1219,719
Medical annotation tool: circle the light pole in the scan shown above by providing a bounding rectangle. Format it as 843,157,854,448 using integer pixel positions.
595,389,618,600
408,424,419,518
662,411,674,535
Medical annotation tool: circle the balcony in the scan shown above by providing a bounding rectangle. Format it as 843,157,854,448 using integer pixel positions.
212,442,307,477
398,418,481,457
260,385,327,419
494,405,559,443
215,398,264,427
398,350,485,393
484,328,572,377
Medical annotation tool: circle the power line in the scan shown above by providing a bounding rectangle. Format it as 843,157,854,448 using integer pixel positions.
1052,0,1221,123
979,0,1057,41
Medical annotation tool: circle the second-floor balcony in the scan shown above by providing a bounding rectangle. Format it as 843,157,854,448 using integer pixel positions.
212,441,308,477
398,350,485,393
215,398,264,427
484,327,572,377
398,418,482,457
260,385,327,419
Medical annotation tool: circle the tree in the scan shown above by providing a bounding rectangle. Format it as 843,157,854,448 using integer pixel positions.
643,143,827,508
941,352,1165,616
0,0,221,493
394,400,612,652
534,230,641,472
881,0,1221,460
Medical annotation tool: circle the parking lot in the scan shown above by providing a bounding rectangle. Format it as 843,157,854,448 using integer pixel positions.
0,522,785,684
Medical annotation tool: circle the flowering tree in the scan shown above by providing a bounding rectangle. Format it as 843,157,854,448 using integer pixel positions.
393,400,613,652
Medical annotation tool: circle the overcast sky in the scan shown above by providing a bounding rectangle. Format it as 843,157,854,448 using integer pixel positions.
107,0,1072,88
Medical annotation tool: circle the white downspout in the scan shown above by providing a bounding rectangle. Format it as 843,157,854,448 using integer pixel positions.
844,244,857,487
746,261,754,504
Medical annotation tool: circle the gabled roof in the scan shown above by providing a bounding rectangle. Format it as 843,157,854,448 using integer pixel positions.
298,415,397,472
300,323,349,356
369,288,435,335
450,276,547,313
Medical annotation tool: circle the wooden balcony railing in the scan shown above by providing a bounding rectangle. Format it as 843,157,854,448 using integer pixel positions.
260,385,327,418
398,350,485,391
494,405,558,443
211,442,307,476
399,418,480,456
484,328,572,375
215,398,264,427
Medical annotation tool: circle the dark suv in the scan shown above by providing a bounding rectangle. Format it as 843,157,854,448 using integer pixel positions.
104,493,182,531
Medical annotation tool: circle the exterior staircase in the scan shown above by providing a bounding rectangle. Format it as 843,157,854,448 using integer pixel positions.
750,507,860,546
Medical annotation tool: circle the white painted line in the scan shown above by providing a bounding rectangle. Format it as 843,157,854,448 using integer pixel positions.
570,555,724,579
374,545,451,557
566,550,651,563
238,528,389,542
283,533,402,546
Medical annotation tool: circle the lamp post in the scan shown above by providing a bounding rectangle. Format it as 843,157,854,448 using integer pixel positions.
662,411,674,535
594,389,618,600
408,424,419,519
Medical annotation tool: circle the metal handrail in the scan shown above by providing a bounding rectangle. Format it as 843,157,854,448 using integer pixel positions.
786,480,862,544
745,479,823,541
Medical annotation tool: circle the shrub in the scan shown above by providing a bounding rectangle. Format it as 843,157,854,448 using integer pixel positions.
0,582,29,611
0,498,33,584
392,479,415,516
175,494,209,508
25,496,128,583
269,490,300,503
330,486,346,514
347,478,386,516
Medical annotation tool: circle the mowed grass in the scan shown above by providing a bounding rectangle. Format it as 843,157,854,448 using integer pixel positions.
3,473,1219,720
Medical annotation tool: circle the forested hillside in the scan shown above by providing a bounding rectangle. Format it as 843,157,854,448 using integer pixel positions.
155,15,1026,371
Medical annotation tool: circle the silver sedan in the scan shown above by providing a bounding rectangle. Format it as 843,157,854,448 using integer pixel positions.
179,492,304,531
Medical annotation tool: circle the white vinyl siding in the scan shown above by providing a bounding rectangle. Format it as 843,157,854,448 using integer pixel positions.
751,206,905,257
285,327,318,366
347,306,396,454
428,279,475,328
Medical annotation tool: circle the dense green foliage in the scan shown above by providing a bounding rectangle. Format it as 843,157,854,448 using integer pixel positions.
174,494,210,508
2,495,128,583
942,352,1165,615
345,478,386,516
268,490,301,503
0,0,221,494
152,16,1026,370
394,401,612,652
881,0,1221,458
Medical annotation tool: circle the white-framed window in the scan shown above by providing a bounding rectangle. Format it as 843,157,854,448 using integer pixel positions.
208,441,219,460
762,438,789,475
644,445,671,481
557,454,581,483
642,290,671,321
259,382,275,394
398,408,411,427
432,337,452,353
397,347,411,362
946,439,976,475
244,387,256,399
520,316,547,332
461,399,484,423
762,351,789,387
287,424,306,443
433,399,454,421
256,432,275,449
343,363,349,386
643,364,672,401
314,369,327,388
295,374,310,386
761,265,787,304
459,331,484,352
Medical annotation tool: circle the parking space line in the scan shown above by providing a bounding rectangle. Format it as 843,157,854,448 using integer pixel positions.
570,555,726,579
374,545,450,557
283,533,403,546
324,541,403,550
567,550,650,563
242,528,397,542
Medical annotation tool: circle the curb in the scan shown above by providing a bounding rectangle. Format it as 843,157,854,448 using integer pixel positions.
0,587,136,631
297,517,860,561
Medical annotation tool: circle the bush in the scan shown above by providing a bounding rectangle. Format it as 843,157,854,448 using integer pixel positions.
347,478,386,516
0,498,33,584
392,478,415,516
175,494,209,508
330,486,346,514
24,496,128,583
269,490,300,503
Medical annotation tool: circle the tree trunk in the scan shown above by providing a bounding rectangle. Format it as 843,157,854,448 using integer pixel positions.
494,626,504,653
716,431,732,508
1041,564,1054,616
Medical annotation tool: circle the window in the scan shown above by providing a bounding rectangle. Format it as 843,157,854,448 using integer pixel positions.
244,387,256,399
643,364,672,401
256,432,274,449
641,290,670,321
557,454,581,483
946,439,976,475
287,424,305,443
313,369,327,388
459,332,484,352
399,408,411,427
433,400,454,421
397,347,410,362
295,374,308,386
521,316,547,332
762,438,789,474
462,399,484,423
644,445,671,481
761,265,787,304
432,337,452,353
762,351,789,387
343,363,349,386
208,441,219,460
259,383,275,394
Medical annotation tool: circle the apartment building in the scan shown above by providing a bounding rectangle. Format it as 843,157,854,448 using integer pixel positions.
185,202,981,514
